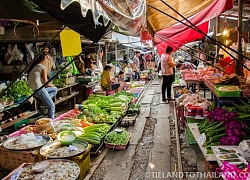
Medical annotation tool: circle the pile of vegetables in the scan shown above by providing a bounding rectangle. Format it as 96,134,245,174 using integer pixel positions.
208,107,247,146
127,104,141,114
77,92,133,124
104,129,130,145
2,80,33,100
76,124,111,145
198,119,226,154
52,79,66,88
225,99,250,120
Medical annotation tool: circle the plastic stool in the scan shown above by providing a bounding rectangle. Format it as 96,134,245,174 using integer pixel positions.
106,90,115,95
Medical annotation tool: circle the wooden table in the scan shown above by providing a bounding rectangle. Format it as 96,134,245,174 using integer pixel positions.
183,79,207,98
0,110,38,132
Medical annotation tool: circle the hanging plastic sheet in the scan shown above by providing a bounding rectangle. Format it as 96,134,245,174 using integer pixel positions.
60,0,110,27
156,21,209,55
97,0,146,35
154,0,234,44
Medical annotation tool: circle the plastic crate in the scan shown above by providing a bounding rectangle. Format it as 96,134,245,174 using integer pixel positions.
14,119,29,130
104,134,131,150
105,142,129,150
186,117,204,144
15,96,28,104
0,146,37,171
120,114,137,126
214,85,242,97
90,140,104,155
37,144,91,180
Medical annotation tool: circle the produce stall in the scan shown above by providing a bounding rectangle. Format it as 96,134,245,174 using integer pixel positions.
0,80,38,132
173,61,250,179
184,96,250,179
0,81,146,179
180,67,215,97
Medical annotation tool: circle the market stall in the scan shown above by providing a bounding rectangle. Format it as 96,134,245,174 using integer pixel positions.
177,80,250,179
0,79,146,179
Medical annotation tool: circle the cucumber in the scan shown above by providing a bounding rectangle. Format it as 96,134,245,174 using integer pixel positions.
83,132,103,138
80,134,101,141
76,137,101,145
83,124,108,131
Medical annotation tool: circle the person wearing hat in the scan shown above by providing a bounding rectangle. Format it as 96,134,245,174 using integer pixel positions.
101,65,121,93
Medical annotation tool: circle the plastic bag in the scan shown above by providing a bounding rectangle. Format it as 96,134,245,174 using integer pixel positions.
197,61,205,71
180,78,187,86
238,140,250,162
158,70,162,76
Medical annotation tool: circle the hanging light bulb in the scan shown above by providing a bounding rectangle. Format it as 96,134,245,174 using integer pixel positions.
223,28,228,36
222,16,228,36
226,39,229,45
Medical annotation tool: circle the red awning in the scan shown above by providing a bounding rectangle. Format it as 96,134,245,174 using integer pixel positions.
156,21,209,55
154,0,233,55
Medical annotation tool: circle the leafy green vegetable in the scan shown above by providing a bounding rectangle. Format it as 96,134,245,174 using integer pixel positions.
104,129,130,145
3,80,33,100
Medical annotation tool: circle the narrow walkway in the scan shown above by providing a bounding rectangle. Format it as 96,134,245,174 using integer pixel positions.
90,78,172,180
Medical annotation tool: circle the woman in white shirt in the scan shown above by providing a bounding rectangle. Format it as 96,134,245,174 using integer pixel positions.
27,54,58,118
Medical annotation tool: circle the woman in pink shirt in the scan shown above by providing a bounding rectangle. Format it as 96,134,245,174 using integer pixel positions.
161,46,177,102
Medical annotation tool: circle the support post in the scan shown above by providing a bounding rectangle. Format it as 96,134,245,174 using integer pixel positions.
115,43,118,74
215,16,220,63
104,42,108,66
236,0,243,75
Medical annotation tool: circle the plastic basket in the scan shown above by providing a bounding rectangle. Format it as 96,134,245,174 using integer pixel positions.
133,92,140,97
37,144,91,180
214,85,242,97
0,146,37,170
104,134,131,150
186,117,204,144
105,142,129,150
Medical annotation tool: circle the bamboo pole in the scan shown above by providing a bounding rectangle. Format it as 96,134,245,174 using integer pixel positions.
236,0,243,75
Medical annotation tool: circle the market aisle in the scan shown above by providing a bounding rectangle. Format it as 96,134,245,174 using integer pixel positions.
90,78,172,180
